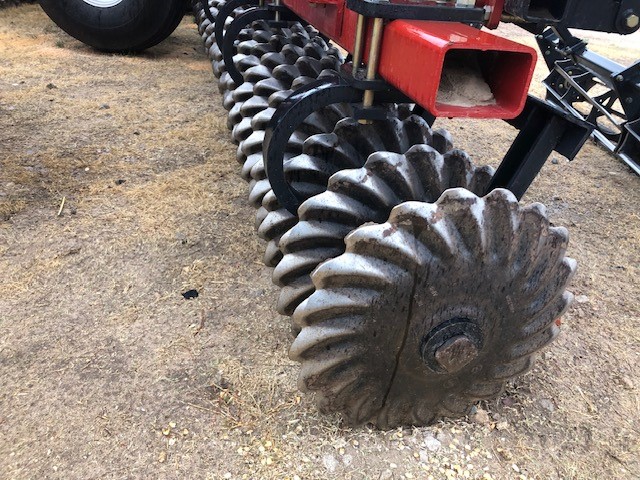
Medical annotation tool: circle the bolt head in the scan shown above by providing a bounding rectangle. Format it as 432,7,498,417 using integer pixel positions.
434,335,479,373
626,13,640,29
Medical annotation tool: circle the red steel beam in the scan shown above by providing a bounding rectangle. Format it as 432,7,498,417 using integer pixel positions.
282,0,535,119
379,21,536,118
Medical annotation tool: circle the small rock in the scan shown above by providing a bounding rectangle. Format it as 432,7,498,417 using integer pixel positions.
539,398,556,412
436,431,451,444
496,421,509,431
471,408,491,425
342,454,353,466
575,295,589,304
551,158,559,165
115,179,126,185
46,83,57,89
619,376,634,390
322,454,338,472
419,450,429,463
379,469,393,480
60,246,81,257
497,448,513,461
423,435,441,452
99,104,110,110
501,396,516,407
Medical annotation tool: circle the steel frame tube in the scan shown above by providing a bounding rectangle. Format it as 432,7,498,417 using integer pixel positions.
363,17,384,108
352,14,366,70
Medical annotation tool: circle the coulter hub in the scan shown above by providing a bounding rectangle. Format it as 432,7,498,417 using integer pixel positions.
421,319,484,375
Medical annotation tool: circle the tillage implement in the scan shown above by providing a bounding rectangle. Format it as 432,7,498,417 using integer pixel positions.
39,0,640,427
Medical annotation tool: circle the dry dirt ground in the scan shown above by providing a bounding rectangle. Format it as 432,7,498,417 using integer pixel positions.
1,5,639,480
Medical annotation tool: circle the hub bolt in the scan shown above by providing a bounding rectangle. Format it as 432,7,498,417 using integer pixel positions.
434,335,479,373
626,13,639,29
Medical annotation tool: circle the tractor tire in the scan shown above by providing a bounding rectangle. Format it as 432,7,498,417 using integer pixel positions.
39,0,186,52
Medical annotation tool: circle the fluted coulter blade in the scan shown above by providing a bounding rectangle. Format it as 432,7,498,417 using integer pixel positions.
290,188,576,428
273,133,495,312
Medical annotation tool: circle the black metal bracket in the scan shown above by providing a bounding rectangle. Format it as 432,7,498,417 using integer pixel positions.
344,0,485,23
538,26,640,174
614,61,640,121
214,0,260,48
619,119,640,172
410,104,436,128
222,5,302,85
487,96,593,200
504,0,640,34
203,1,216,24
264,74,411,214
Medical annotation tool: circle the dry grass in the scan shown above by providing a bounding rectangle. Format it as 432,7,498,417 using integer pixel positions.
1,5,639,480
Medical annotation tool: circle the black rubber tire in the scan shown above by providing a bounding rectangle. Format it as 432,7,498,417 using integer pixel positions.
39,0,186,52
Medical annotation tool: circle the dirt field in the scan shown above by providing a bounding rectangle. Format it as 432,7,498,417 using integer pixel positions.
1,5,639,480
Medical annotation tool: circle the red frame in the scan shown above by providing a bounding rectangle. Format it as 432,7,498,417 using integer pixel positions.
282,0,536,119
379,21,536,118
